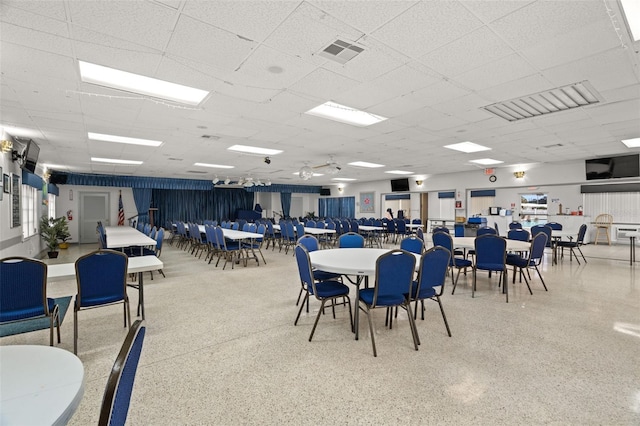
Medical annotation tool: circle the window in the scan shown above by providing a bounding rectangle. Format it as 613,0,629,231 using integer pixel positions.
48,193,56,219
520,193,548,225
22,185,38,238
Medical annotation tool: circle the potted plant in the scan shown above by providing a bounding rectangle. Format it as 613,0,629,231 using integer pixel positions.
40,216,64,258
57,216,71,249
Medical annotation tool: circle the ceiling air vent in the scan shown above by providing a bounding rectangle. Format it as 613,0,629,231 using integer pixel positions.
186,170,208,174
482,81,601,122
201,135,220,140
318,39,364,64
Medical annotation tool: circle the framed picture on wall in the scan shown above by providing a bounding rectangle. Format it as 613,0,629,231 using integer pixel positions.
359,192,375,213
2,173,9,193
11,173,20,228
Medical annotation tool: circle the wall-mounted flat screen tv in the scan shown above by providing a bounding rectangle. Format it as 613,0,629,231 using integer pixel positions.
585,154,639,180
320,188,331,196
390,178,410,192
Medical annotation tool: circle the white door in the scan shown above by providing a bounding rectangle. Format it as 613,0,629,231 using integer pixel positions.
80,192,110,244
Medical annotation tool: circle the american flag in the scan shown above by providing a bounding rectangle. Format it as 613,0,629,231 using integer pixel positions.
117,191,125,226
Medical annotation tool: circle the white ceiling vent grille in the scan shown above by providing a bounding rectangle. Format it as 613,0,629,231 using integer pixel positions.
482,81,601,122
318,40,364,64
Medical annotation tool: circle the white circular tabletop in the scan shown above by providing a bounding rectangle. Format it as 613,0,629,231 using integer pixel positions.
309,248,391,275
0,345,85,426
450,236,530,251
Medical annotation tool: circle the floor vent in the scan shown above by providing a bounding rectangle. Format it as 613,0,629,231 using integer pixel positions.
482,81,601,122
318,39,364,64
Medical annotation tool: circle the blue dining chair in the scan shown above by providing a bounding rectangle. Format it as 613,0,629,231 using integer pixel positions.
556,224,588,264
294,245,352,342
432,231,472,293
406,246,452,339
0,257,61,346
74,250,131,354
506,232,549,294
400,236,424,255
473,235,508,302
99,320,146,426
338,232,365,248
359,249,418,357
509,222,523,230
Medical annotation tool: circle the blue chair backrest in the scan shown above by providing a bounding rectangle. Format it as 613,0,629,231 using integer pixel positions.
474,235,506,270
432,232,456,267
143,223,151,236
285,222,296,241
242,223,250,232
412,219,422,224
529,232,547,262
341,220,351,233
75,250,128,308
306,220,316,228
256,224,266,241
416,227,425,241
232,222,239,230
576,224,587,243
509,222,522,230
137,222,144,232
415,246,451,294
214,227,228,250
297,235,319,252
373,219,382,227
149,227,157,239
507,229,530,241
316,221,325,229
266,221,275,237
546,222,563,230
326,221,336,231
0,257,48,322
294,245,315,295
339,232,365,248
386,221,395,233
99,320,146,426
373,250,416,306
400,236,424,254
477,226,497,236
205,225,216,249
432,226,449,234
155,228,164,252
295,223,305,238
350,221,359,233
395,220,406,233
531,225,552,247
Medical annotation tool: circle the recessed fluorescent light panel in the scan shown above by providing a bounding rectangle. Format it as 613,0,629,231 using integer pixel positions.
79,61,209,106
470,158,504,166
91,157,143,165
305,101,387,127
444,141,491,153
227,145,283,156
622,137,640,148
193,163,234,169
292,172,324,177
385,170,413,175
332,178,357,181
620,0,640,41
88,132,162,147
348,161,385,168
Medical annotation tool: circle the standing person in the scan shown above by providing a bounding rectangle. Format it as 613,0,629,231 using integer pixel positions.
385,208,394,220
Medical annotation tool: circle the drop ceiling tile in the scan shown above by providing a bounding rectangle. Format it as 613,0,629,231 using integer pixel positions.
371,1,484,57
310,0,414,33
1,0,67,20
166,14,256,72
419,26,514,77
67,0,177,50
182,1,299,43
336,81,402,110
409,81,472,108
460,0,534,24
371,62,442,96
452,53,537,92
476,74,554,104
1,43,77,83
585,99,640,125
1,22,73,57
288,67,360,101
367,94,426,118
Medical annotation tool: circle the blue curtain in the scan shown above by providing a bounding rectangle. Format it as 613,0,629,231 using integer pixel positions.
246,184,322,194
48,184,59,196
53,172,213,190
280,193,292,218
132,188,152,223
22,170,43,190
152,188,254,228
319,197,355,218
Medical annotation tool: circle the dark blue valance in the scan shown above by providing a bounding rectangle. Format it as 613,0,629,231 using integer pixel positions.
438,191,455,199
51,172,213,190
22,170,43,190
385,194,410,200
48,183,59,196
470,190,496,197
245,184,322,194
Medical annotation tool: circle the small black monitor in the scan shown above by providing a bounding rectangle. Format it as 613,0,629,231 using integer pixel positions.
390,178,410,192
320,188,331,196
23,139,40,173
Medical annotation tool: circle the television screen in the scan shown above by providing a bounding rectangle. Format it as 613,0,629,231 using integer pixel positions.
586,154,639,180
23,139,40,173
320,188,331,196
390,178,410,192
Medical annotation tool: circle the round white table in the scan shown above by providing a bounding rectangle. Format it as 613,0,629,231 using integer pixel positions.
449,236,530,252
309,248,419,339
0,345,85,425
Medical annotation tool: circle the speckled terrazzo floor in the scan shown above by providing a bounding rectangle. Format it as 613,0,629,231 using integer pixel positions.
3,237,639,425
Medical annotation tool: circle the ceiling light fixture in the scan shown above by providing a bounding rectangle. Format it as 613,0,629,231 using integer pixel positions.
224,177,231,185
444,141,491,153
415,180,423,186
348,161,385,168
299,166,314,180
332,178,356,181
212,176,219,184
193,162,234,169
79,61,209,105
621,137,640,148
91,157,143,165
88,132,163,147
470,158,504,166
385,170,413,175
227,145,283,156
305,101,387,127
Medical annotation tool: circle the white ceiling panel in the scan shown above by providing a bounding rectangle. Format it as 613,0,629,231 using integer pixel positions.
288,67,360,100
452,53,538,92
310,0,415,33
1,0,68,20
460,0,534,24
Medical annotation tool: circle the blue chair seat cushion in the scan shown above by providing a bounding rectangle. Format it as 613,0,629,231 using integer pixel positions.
506,253,530,267
225,241,242,250
406,281,437,299
475,262,505,271
556,241,577,248
313,270,342,281
359,288,405,307
311,280,350,298
126,247,156,257
77,293,125,308
453,258,472,267
0,298,55,322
